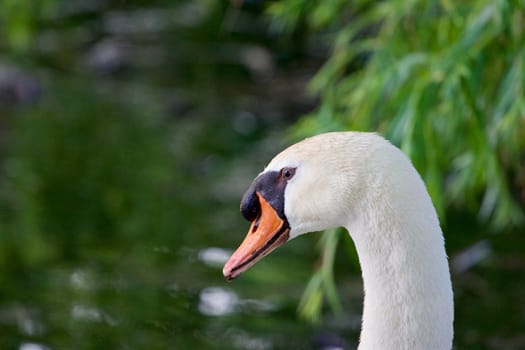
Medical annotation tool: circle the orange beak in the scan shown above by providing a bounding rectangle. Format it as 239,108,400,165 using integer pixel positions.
223,192,290,281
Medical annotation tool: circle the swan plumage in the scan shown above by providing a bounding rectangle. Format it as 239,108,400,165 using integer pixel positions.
224,131,454,349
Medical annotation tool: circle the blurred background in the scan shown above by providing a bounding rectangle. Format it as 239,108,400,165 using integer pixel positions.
0,0,523,349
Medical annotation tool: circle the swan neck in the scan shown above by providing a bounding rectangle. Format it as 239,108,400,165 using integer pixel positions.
346,190,454,349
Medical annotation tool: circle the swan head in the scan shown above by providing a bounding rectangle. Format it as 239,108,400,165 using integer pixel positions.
223,132,373,280
223,132,454,349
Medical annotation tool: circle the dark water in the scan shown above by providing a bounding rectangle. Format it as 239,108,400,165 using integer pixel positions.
1,83,524,350
0,85,349,349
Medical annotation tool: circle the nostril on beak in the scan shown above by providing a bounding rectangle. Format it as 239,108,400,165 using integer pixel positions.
251,216,261,233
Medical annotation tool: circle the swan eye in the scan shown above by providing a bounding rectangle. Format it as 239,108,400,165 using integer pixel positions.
281,167,296,180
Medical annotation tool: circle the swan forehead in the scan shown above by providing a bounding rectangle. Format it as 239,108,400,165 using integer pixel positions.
264,147,306,172
264,159,300,173
265,132,359,172
265,145,322,172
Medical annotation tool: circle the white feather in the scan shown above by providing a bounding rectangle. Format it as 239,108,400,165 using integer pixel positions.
264,132,454,350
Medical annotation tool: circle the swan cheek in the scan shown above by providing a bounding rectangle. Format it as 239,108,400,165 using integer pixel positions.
284,182,335,239
223,193,290,281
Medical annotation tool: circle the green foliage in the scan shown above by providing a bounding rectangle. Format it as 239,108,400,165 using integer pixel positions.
271,0,525,229
0,0,56,52
0,81,175,269
268,0,525,322
298,228,343,323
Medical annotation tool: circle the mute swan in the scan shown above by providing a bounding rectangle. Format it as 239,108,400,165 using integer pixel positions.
223,132,454,349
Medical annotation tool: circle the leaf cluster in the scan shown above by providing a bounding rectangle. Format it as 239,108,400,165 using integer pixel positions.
268,0,525,323
270,0,525,229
